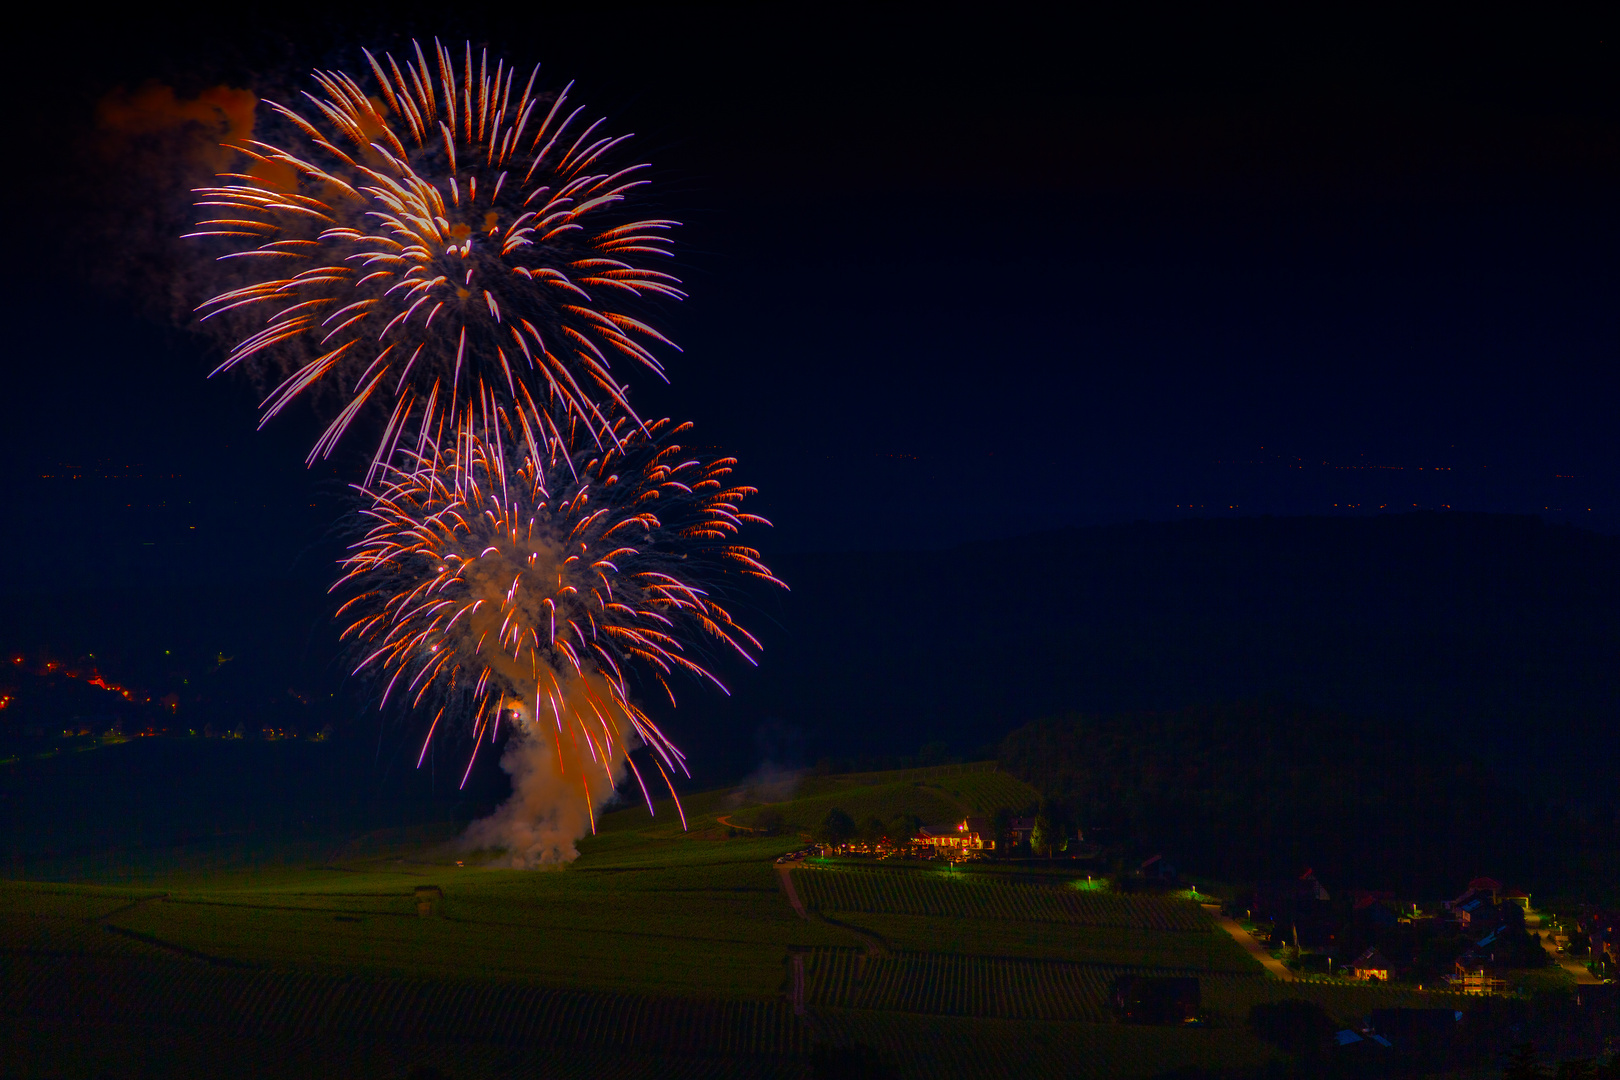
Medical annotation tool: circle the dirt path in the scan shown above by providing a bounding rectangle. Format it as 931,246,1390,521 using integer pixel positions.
1214,914,1293,981
776,862,888,958
775,863,808,918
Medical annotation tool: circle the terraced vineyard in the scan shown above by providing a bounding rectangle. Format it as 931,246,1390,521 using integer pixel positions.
794,866,1209,929
814,1011,1276,1080
1,754,1473,1079
3,953,812,1056
802,948,1454,1024
0,882,165,919
806,948,1134,1019
5,1016,809,1080
785,839,1461,1055
0,883,169,957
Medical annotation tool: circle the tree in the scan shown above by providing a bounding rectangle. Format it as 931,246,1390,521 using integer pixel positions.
887,813,920,845
861,816,886,846
816,808,856,845
1028,815,1048,858
1030,806,1059,858
990,807,1013,856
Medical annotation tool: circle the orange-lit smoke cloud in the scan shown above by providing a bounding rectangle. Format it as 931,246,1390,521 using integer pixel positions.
94,82,257,172
77,82,270,313
461,672,637,868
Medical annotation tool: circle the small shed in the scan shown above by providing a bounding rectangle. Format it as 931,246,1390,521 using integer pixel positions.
414,885,444,917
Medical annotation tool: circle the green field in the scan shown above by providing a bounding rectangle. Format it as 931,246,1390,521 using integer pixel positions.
1,754,1472,1078
794,865,1212,929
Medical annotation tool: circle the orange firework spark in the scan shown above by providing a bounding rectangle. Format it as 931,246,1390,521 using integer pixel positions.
188,38,683,477
333,396,784,819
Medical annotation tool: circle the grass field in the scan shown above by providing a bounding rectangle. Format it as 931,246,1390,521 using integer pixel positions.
1,753,1472,1078
794,864,1213,928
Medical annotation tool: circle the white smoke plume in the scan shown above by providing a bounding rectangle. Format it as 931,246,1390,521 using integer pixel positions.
462,673,636,868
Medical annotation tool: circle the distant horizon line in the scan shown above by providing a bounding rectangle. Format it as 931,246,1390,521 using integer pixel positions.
2,507,1614,598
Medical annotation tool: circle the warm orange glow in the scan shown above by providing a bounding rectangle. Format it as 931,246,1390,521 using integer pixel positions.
94,82,256,175
10,652,141,704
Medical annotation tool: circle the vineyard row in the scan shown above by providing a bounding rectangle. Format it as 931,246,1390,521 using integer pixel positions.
804,949,1454,1022
2,954,810,1056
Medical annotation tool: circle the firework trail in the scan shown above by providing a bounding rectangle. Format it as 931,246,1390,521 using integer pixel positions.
188,39,684,478
335,399,783,864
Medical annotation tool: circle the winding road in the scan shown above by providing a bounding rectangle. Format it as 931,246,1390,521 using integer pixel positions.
1531,915,1602,985
1213,913,1294,981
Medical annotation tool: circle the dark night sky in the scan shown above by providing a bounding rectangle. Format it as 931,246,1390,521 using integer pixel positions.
1,9,1614,577
0,7,1615,782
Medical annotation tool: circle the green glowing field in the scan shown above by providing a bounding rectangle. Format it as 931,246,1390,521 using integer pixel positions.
1,752,1469,1079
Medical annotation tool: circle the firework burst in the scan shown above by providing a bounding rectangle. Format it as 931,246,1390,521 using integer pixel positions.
334,399,782,852
188,38,684,477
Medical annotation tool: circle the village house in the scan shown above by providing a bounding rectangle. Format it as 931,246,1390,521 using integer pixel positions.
1452,955,1510,995
1446,878,1502,919
1446,878,1527,935
1452,895,1496,930
1247,869,1333,947
1351,891,1400,928
1351,947,1395,982
1228,873,1542,995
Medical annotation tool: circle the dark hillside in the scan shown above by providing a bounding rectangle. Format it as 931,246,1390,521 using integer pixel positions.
4,513,1617,797
739,513,1620,791
997,702,1620,897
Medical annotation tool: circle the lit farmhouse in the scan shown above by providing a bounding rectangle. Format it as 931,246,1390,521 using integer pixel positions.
914,818,992,853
